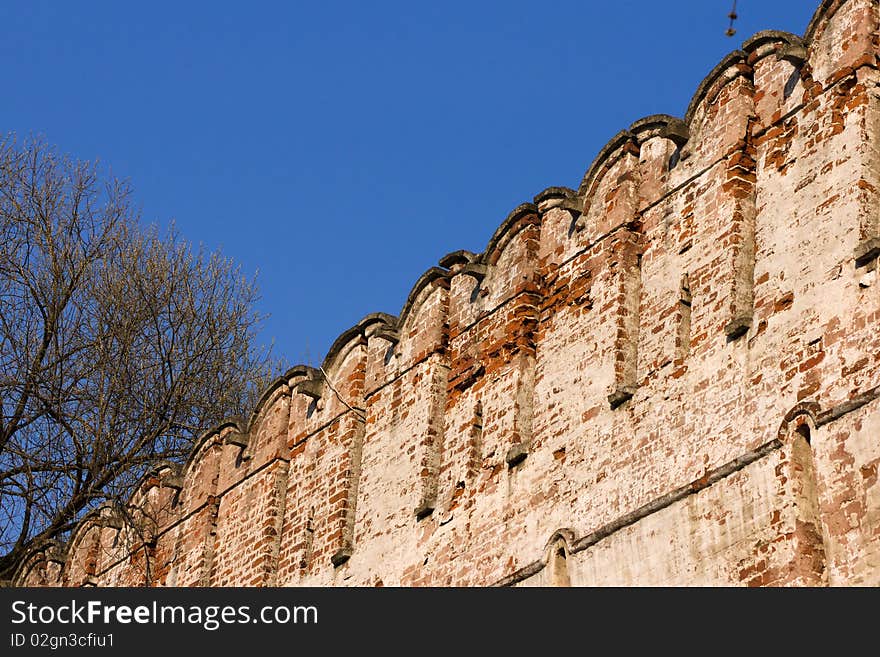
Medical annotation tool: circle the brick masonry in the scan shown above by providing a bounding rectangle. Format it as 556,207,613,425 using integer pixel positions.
13,0,880,587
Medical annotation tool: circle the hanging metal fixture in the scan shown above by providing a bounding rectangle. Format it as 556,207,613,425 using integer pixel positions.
726,0,739,37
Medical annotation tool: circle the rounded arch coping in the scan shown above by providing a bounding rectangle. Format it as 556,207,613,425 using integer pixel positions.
165,311,399,508
45,414,255,584
438,249,477,269
283,364,322,407
147,459,182,478
576,54,752,199
629,114,689,146
742,30,804,57
58,412,253,560
61,504,111,564
687,0,862,126
16,480,175,585
533,186,576,205
321,312,397,377
183,417,247,476
577,129,634,197
684,51,749,126
245,376,293,435
574,116,689,209
320,327,361,377
282,364,323,388
284,363,317,378
573,8,851,217
396,266,450,332
125,459,184,509
480,202,540,267
777,402,822,442
11,538,65,584
356,311,398,331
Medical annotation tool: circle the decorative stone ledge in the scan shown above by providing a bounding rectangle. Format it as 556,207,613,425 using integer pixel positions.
725,314,753,340
629,114,690,146
161,473,184,491
295,377,324,401
414,500,435,520
607,386,636,409
461,262,489,282
779,43,808,64
224,431,249,448
374,326,400,344
505,443,528,467
854,237,880,267
330,548,352,567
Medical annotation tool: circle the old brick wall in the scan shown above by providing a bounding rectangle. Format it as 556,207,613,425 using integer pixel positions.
13,0,880,587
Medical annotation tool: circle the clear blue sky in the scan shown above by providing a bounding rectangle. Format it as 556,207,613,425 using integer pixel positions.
2,1,817,366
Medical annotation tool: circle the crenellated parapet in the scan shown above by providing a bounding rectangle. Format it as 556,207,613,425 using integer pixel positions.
17,0,880,587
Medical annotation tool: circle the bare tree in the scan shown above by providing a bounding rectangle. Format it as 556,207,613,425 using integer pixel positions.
0,135,277,578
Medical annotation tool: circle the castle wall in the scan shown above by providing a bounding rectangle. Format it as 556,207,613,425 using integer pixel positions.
14,0,880,588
